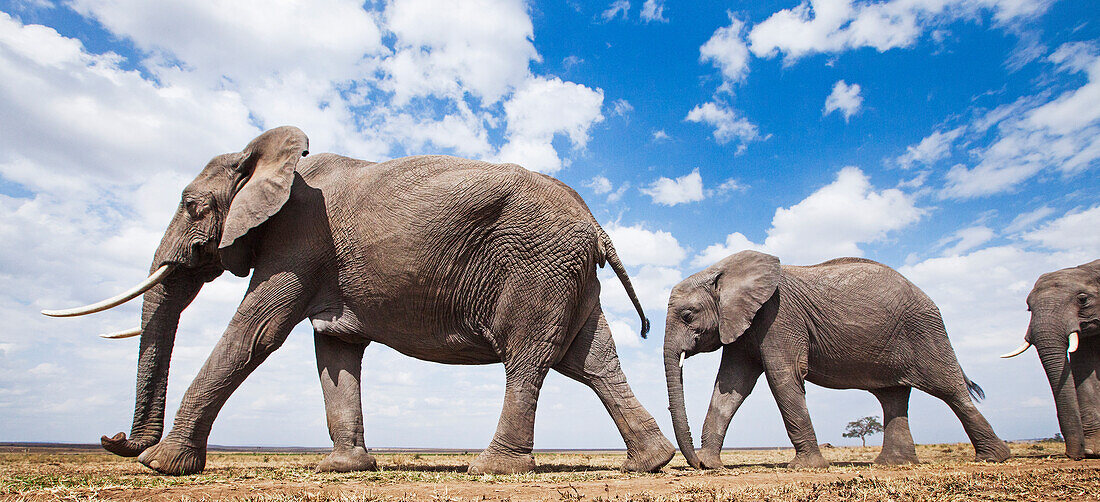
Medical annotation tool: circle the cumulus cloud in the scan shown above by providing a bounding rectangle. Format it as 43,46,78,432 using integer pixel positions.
601,0,630,21
823,80,863,121
603,223,687,267
585,175,613,195
747,0,1050,63
641,169,706,206
692,166,925,265
684,101,764,152
699,13,751,87
496,76,604,173
640,0,667,23
938,225,996,256
1022,205,1100,252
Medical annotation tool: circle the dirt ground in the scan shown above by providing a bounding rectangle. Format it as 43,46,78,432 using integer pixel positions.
2,442,1098,501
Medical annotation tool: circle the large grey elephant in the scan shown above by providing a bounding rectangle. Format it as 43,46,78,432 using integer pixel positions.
1001,260,1100,459
43,127,675,476
664,251,1011,469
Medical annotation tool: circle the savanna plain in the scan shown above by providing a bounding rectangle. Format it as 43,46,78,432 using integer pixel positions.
2,441,1098,501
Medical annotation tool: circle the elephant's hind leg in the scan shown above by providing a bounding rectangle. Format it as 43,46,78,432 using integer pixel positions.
467,361,549,475
553,306,675,473
871,387,918,465
917,376,1011,463
314,333,376,472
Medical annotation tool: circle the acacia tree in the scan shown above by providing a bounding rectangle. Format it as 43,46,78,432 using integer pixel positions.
842,416,884,447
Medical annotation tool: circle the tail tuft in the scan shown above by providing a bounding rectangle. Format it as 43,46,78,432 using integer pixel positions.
966,377,985,402
640,317,650,339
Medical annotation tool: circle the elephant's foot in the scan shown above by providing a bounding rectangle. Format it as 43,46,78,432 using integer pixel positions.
788,451,829,469
974,441,1011,463
467,450,535,475
137,439,206,476
317,446,377,472
874,450,919,465
101,432,155,458
696,448,725,470
622,437,675,472
1083,435,1100,458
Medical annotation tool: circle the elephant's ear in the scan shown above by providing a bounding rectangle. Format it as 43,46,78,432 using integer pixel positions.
218,126,309,277
715,250,781,345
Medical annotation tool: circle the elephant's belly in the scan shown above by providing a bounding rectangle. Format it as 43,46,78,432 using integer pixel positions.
369,329,501,365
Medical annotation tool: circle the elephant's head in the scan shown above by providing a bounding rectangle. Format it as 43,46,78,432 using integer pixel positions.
664,250,780,468
1002,260,1100,459
42,126,309,457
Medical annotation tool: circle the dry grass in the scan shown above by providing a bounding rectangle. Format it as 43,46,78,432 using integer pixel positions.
1,441,1092,501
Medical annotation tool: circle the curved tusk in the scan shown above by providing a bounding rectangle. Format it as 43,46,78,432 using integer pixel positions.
100,327,141,339
41,264,175,317
1000,341,1032,358
679,352,685,368
1069,331,1080,353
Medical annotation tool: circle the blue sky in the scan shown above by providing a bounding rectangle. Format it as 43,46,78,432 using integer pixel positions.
1,0,1098,452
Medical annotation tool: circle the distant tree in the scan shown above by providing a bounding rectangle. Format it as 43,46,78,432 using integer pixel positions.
842,416,884,447
1053,432,1064,442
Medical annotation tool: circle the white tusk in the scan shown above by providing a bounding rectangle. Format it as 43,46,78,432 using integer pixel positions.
1000,341,1032,358
100,327,141,339
1069,331,1080,353
679,352,685,368
41,264,175,317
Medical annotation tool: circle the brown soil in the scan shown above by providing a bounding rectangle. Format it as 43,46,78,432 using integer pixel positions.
3,443,1097,501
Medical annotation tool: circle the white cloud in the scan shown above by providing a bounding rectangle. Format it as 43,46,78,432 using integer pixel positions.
692,166,924,265
896,127,964,168
611,98,633,117
641,169,705,206
496,76,605,173
601,0,630,21
586,176,614,195
824,80,863,121
603,223,686,267
640,0,668,23
1023,205,1100,252
939,225,995,256
684,101,764,152
652,129,670,142
383,0,538,104
699,13,751,87
942,43,1100,198
1004,205,1055,233
600,265,683,320
747,0,1051,63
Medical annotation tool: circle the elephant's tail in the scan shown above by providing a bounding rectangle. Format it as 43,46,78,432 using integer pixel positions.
964,374,986,402
596,225,650,339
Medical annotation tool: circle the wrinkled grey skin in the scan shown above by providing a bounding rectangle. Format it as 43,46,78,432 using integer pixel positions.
1018,260,1100,460
99,127,674,476
665,251,1011,469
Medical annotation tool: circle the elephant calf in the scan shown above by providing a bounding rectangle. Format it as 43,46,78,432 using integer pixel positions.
1002,260,1100,460
665,250,1011,468
44,127,675,476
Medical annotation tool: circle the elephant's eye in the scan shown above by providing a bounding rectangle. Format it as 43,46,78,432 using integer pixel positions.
1078,293,1090,305
680,310,693,323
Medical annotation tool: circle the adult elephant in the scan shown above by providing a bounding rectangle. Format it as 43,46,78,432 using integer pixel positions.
664,251,1011,469
1001,260,1100,459
43,127,674,476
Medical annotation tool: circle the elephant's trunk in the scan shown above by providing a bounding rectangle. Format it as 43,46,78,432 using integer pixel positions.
101,264,202,457
665,347,703,468
1032,315,1087,459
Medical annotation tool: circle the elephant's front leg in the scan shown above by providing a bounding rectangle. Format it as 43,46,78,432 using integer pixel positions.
314,333,376,472
468,362,550,475
1072,345,1100,456
763,355,829,469
138,271,309,475
698,344,762,469
871,387,918,465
